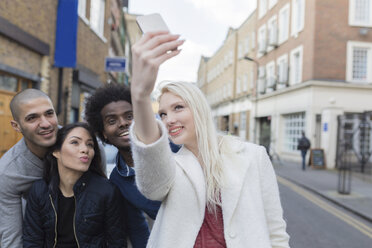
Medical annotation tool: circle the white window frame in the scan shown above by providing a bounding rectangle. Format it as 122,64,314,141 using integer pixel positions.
258,24,267,56
238,43,243,59
236,77,241,94
277,53,289,87
244,36,250,54
243,73,248,92
252,32,256,49
290,45,303,85
90,0,106,39
279,3,290,44
268,0,278,10
259,0,268,19
229,50,233,65
284,112,306,152
267,15,278,50
346,41,372,83
349,0,372,27
291,0,305,37
78,0,89,24
266,61,276,92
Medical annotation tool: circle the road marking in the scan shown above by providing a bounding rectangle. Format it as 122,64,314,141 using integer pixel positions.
277,176,372,239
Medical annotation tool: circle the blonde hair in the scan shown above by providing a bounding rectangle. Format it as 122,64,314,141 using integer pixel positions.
159,82,224,212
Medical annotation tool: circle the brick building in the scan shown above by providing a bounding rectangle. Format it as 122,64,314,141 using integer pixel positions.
198,12,257,140
198,0,372,168
0,0,125,157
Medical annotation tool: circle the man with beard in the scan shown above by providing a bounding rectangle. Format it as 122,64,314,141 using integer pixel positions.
0,89,58,247
85,83,160,248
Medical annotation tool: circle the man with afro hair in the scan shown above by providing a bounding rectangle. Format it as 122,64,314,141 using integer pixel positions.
85,83,160,248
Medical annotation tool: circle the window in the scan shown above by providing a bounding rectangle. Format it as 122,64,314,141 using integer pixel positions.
277,53,289,88
284,112,306,152
238,43,243,59
267,15,278,48
258,66,266,94
228,81,233,97
236,78,241,94
258,25,267,55
90,0,105,36
259,0,268,19
240,112,247,139
279,3,290,44
251,32,256,49
346,41,372,83
268,0,278,10
291,0,305,36
290,45,303,85
0,72,33,92
78,0,87,18
266,61,276,92
349,0,372,26
244,36,250,54
243,73,248,92
228,50,233,65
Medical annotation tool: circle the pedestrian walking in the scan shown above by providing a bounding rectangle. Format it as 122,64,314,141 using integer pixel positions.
297,131,311,170
128,31,290,248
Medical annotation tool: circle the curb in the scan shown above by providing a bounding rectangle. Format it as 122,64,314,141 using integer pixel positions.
277,173,372,223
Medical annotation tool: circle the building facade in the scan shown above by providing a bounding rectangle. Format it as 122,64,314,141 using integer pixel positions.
198,0,372,168
0,0,123,157
198,12,257,140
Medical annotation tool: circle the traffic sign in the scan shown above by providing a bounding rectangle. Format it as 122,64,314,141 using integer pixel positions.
105,57,126,72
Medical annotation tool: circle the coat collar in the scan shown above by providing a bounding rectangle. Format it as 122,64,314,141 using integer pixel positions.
174,146,206,213
220,140,251,225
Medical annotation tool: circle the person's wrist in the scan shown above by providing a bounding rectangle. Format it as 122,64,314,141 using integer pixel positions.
131,90,151,103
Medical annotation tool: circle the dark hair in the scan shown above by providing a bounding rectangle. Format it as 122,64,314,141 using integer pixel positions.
84,83,131,143
43,122,105,193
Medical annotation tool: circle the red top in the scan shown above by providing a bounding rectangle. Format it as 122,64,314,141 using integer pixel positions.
194,205,226,248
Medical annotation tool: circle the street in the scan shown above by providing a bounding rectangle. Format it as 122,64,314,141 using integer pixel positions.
278,176,372,248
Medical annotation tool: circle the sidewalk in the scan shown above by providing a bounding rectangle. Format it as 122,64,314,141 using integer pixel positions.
273,160,372,223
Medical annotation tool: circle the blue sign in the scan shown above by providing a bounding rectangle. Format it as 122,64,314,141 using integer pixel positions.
323,123,328,132
54,0,78,67
105,57,126,72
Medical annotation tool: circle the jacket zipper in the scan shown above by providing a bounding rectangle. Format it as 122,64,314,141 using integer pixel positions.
73,196,81,248
49,194,58,248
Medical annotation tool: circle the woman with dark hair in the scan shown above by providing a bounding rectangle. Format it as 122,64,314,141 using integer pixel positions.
23,122,126,247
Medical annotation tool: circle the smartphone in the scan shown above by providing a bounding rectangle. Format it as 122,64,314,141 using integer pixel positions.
136,13,170,33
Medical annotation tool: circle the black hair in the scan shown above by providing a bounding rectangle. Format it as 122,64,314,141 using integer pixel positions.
84,83,131,143
43,122,105,194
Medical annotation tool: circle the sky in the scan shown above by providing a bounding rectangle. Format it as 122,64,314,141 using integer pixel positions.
128,0,257,84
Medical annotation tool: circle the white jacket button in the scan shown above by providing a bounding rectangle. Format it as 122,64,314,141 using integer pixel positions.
229,231,236,238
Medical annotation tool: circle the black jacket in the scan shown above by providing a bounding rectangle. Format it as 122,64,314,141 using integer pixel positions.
297,136,311,151
23,171,126,247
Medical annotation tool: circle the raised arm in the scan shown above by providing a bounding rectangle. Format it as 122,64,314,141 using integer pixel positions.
130,31,184,143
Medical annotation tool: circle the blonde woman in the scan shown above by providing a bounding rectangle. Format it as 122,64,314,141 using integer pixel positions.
130,31,290,248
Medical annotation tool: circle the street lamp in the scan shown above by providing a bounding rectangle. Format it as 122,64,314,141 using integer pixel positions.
243,56,259,144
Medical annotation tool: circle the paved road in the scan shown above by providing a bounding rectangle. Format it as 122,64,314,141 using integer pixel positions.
278,176,372,248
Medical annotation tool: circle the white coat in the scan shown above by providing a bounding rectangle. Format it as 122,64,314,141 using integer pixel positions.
130,121,290,248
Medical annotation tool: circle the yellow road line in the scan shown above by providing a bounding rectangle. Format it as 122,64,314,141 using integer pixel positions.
277,176,372,239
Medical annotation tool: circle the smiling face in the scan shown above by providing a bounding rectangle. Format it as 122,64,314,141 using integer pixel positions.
101,101,133,151
53,127,95,175
159,92,197,151
11,97,58,157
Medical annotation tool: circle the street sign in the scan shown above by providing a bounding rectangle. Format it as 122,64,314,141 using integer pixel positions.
105,57,126,72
